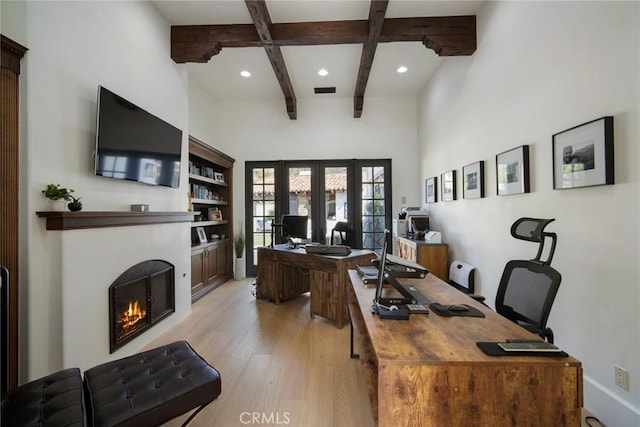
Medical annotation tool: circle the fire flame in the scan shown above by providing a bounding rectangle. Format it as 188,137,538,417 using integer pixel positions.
119,300,146,331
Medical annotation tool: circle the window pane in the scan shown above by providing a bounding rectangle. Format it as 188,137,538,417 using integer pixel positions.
252,167,276,265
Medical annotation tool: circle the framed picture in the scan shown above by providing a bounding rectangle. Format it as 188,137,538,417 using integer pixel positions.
463,161,485,199
496,145,530,196
196,226,207,244
441,170,456,201
552,116,614,189
214,172,225,182
210,208,223,221
425,176,438,203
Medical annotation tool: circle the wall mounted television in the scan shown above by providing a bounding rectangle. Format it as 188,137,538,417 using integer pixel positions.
95,85,183,188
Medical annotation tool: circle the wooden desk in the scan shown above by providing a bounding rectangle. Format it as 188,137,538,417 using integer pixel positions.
347,270,583,426
256,246,376,328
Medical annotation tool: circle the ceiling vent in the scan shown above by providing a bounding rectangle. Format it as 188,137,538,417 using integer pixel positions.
314,87,336,94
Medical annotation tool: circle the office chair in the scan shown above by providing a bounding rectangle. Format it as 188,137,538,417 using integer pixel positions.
473,218,562,343
330,221,353,247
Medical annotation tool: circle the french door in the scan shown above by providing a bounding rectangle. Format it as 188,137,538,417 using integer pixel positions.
245,159,391,277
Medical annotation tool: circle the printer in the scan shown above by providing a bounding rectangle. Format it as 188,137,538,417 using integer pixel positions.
423,230,442,244
393,208,430,239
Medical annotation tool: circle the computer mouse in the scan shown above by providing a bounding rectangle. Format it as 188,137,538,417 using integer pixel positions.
389,305,399,311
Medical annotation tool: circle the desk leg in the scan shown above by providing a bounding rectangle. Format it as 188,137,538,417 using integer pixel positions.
350,319,359,359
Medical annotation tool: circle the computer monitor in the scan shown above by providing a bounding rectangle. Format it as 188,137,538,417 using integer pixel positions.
372,230,430,310
281,215,308,239
373,234,390,304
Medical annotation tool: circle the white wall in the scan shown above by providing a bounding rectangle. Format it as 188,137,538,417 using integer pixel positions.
4,1,193,379
418,2,639,425
189,85,422,230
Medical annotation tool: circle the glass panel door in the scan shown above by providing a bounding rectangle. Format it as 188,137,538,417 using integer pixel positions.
324,166,349,244
245,159,391,276
247,165,277,276
285,165,313,241
358,162,391,251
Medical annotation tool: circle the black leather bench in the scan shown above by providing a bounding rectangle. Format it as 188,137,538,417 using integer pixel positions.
1,341,221,427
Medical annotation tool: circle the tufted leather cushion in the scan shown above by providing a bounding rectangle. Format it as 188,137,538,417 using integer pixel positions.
83,341,221,427
1,367,86,426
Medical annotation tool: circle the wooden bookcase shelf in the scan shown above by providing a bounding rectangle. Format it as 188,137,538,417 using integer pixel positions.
190,198,228,206
188,136,235,301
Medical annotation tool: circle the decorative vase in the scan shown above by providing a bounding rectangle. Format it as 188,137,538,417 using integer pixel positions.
48,199,66,211
235,257,245,280
68,201,83,211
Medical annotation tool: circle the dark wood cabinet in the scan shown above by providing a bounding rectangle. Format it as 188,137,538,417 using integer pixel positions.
191,240,232,301
189,136,235,301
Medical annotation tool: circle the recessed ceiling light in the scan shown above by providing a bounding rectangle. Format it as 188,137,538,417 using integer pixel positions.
397,66,408,74
318,68,329,77
240,70,251,78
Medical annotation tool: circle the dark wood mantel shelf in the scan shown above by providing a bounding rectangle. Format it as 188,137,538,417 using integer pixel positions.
36,211,197,230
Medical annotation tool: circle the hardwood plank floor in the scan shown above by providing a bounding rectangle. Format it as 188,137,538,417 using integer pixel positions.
150,278,601,427
149,278,374,427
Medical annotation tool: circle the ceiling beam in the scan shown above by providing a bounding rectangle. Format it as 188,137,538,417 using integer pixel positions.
171,16,476,62
354,0,389,118
245,0,297,120
171,13,476,119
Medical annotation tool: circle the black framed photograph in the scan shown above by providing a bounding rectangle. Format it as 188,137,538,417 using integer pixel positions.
552,116,614,189
463,161,485,199
496,145,530,196
196,226,207,244
425,176,438,203
441,170,456,201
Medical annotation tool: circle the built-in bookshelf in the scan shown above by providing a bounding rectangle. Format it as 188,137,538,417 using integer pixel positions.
188,136,235,301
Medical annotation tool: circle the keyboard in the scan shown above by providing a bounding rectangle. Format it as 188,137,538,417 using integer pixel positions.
402,284,432,304
305,244,351,256
497,341,562,352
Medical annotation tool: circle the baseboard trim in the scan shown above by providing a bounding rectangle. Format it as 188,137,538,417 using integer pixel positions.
583,374,640,427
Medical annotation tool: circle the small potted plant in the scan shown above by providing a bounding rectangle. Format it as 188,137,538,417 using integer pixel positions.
67,195,83,211
234,222,246,279
42,183,74,211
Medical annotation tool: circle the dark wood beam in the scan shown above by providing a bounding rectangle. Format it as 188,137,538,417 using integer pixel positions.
245,0,297,120
171,16,476,61
379,16,476,55
171,24,260,63
354,0,388,118
170,12,476,118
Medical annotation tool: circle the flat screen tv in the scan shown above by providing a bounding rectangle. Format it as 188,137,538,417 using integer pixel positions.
95,86,182,188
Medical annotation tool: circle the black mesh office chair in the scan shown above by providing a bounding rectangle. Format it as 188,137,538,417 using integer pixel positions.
330,222,353,247
474,218,562,343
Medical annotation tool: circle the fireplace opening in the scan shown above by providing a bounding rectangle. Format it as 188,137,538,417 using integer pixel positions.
109,260,175,353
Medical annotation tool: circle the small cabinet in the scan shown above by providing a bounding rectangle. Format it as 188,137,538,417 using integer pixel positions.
396,236,449,281
189,136,235,301
191,240,233,302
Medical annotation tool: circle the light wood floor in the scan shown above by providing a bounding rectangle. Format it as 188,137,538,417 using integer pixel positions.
150,278,374,427
150,278,601,427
